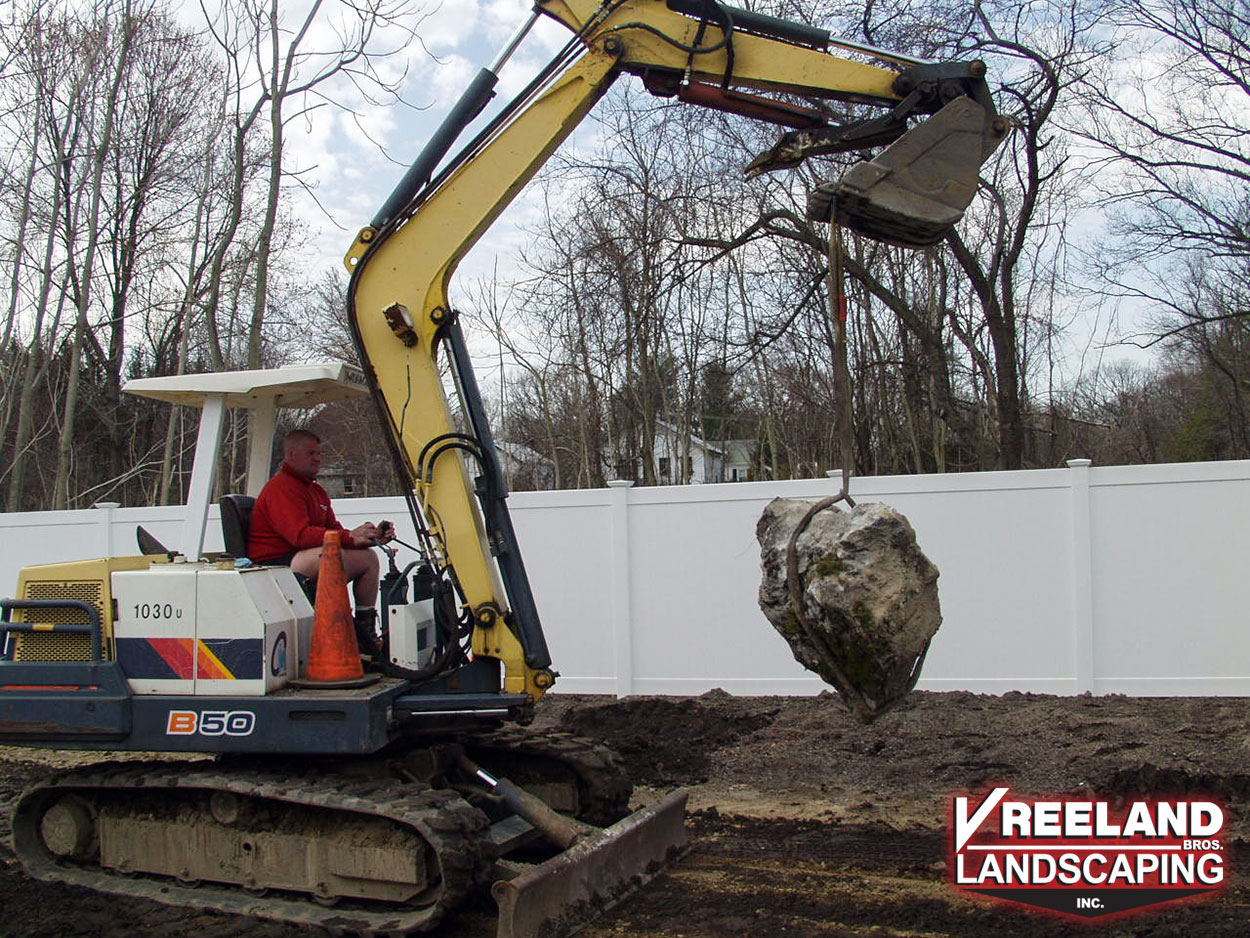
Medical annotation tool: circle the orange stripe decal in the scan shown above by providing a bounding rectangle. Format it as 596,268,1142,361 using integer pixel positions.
196,640,234,680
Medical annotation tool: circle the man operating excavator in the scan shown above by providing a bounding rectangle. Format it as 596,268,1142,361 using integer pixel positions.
247,428,395,654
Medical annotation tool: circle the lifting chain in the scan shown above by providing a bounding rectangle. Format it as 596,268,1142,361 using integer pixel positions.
783,221,885,723
828,222,856,508
783,221,858,564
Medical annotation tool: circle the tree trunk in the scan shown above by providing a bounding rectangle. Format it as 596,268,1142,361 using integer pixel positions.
55,4,135,509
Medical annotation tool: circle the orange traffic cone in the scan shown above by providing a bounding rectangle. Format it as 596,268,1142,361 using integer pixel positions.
292,530,379,689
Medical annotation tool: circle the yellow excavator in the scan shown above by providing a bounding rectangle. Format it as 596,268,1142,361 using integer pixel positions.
0,1,1007,935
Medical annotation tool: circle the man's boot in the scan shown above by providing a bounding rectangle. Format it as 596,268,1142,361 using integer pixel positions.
353,608,382,658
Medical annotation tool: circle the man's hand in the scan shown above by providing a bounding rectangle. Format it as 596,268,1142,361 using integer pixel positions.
350,520,396,545
350,521,383,544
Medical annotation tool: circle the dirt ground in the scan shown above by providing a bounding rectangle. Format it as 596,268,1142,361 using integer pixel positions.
2,689,1249,937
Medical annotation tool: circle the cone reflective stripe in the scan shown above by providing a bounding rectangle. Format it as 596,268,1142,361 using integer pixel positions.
295,530,378,688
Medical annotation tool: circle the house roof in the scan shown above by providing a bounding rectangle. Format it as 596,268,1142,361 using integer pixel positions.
717,439,756,463
655,419,725,455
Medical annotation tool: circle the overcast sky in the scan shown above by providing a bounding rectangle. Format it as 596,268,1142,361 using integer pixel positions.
277,0,571,281
235,0,1151,388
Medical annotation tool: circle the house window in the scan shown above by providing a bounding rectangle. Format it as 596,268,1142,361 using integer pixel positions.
686,456,694,476
343,476,355,495
658,456,671,480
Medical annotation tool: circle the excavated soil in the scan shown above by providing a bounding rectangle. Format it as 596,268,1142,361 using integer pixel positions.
3,690,1250,937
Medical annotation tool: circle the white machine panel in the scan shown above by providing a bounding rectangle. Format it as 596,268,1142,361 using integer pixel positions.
112,563,313,696
388,599,435,671
269,567,315,679
112,566,198,695
195,568,281,695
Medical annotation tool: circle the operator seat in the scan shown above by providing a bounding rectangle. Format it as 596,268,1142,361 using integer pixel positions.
220,494,255,559
220,494,316,602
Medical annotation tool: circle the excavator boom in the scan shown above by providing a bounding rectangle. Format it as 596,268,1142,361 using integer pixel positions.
343,0,1009,701
332,10,1010,926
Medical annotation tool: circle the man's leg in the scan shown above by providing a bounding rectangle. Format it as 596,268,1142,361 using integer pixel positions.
288,547,379,605
343,548,382,656
290,547,382,656
341,548,381,608
289,547,323,581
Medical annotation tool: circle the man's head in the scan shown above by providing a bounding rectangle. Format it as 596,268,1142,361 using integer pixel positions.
284,429,322,480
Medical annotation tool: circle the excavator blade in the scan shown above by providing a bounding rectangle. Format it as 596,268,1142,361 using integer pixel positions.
492,789,690,938
810,96,1010,248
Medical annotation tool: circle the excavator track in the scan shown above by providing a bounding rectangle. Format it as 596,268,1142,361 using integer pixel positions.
464,728,633,827
11,760,493,935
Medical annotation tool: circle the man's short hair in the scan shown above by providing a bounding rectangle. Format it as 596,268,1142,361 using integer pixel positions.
285,428,321,450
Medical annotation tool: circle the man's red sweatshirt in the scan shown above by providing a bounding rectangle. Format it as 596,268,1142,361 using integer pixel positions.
247,463,366,561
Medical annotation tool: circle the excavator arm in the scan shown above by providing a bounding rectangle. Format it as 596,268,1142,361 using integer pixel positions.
343,0,1009,702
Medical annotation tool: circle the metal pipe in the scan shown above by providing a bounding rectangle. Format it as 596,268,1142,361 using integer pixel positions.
405,708,512,718
665,0,828,48
459,754,589,849
371,9,543,230
0,600,103,662
491,10,540,73
826,37,934,67
370,68,498,229
664,0,933,65
443,317,551,670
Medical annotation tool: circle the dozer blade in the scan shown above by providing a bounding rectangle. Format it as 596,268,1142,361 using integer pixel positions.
809,96,1010,248
492,789,689,938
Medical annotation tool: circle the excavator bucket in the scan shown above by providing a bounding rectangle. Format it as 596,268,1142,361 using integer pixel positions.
809,96,1010,248
492,790,690,938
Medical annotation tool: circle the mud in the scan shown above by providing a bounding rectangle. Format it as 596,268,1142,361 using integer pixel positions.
3,690,1249,937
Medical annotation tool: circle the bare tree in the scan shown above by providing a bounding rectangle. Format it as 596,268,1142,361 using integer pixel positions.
51,0,140,508
675,0,1105,472
1075,0,1249,293
1071,0,1250,455
494,88,726,486
0,0,353,509
4,3,88,509
197,0,422,369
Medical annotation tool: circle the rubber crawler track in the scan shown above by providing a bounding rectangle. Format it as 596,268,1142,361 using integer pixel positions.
11,760,493,935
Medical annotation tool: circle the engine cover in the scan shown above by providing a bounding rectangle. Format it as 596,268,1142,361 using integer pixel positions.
111,563,312,696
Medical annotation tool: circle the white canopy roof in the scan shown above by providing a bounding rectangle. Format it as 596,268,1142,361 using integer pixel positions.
122,362,368,409
122,363,372,558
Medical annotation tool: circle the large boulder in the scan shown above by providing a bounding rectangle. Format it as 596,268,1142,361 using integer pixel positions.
757,498,941,722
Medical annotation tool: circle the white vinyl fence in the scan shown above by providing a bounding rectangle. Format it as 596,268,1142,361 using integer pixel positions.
3,459,1249,697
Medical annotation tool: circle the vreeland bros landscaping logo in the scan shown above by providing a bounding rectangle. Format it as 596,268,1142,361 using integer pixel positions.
949,787,1226,919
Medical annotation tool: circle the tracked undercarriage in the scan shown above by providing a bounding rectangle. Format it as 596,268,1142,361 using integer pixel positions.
11,732,687,938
